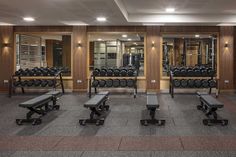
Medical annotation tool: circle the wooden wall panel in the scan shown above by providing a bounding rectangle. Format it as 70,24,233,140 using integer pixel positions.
87,26,146,32
73,26,87,91
146,26,161,91
0,26,14,91
219,26,234,90
14,26,73,33
160,26,219,33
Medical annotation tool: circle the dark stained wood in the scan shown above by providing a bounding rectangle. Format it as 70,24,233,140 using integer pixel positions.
146,26,161,91
0,26,14,91
73,26,87,90
14,26,73,33
87,26,146,32
160,26,219,33
219,26,234,90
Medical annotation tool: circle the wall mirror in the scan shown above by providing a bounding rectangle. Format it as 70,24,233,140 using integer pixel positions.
15,33,72,76
162,34,218,77
88,32,145,76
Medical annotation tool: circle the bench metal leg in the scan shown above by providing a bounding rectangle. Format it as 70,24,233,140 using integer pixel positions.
16,106,46,126
140,108,165,126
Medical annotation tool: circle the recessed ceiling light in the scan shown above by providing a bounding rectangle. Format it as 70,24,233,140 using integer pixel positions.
23,17,35,22
128,38,132,41
195,34,200,38
165,8,175,13
97,38,102,41
122,34,127,38
96,17,107,22
133,42,137,45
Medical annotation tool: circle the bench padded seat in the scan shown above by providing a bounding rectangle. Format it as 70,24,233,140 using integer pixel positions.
45,91,61,96
147,93,159,108
97,91,109,95
196,91,208,96
84,94,107,108
19,95,52,108
201,95,224,108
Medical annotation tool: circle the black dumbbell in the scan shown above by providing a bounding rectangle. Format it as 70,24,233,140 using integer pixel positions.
120,79,127,87
173,68,181,76
21,80,28,86
173,79,181,87
127,79,135,87
34,79,42,86
106,79,113,87
120,69,127,76
41,80,48,87
207,68,215,77
201,79,209,88
208,79,216,88
194,79,202,88
100,68,107,76
48,80,56,87
113,69,120,76
27,80,34,87
127,69,134,76
93,68,100,76
15,69,24,76
13,80,21,86
187,67,194,77
187,79,195,88
92,80,99,87
201,68,208,77
193,67,201,77
99,80,106,87
113,79,120,87
106,68,113,76
180,79,188,88
180,68,187,77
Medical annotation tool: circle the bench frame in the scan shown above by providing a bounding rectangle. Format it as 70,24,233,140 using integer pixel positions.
140,94,165,126
16,91,61,125
197,94,228,126
79,92,109,126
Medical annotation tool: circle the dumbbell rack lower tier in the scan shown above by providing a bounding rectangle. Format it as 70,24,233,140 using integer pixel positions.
88,76,138,98
169,73,218,98
9,72,65,97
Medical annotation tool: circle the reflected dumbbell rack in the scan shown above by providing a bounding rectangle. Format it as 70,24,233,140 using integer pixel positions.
88,67,138,98
9,67,65,97
169,66,218,98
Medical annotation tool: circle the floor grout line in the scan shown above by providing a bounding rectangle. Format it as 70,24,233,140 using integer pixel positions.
117,136,123,151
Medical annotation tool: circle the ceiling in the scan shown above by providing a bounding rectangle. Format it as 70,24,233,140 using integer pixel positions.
1,0,236,26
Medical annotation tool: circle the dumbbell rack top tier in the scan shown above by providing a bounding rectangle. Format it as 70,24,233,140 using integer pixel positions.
169,72,218,98
9,71,65,97
89,71,138,98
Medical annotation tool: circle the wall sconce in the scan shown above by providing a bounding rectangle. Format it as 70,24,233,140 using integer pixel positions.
1,43,10,48
224,42,228,49
77,42,82,48
151,41,155,48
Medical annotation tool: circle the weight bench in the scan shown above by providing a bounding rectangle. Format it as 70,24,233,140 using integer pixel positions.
197,93,228,126
140,92,165,126
45,91,61,110
79,91,109,126
16,95,53,125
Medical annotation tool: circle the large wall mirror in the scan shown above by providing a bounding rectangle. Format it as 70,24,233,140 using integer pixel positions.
88,33,145,76
162,34,218,77
15,33,72,76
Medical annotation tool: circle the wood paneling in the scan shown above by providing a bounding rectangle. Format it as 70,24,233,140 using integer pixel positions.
14,26,73,33
0,26,14,91
73,26,87,90
160,26,219,33
146,26,161,91
45,40,54,67
87,26,146,32
219,26,234,90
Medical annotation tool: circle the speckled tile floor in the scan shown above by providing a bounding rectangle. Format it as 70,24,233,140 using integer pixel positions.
0,92,236,156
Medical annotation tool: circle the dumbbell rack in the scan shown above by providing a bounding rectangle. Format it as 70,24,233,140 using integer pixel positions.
8,71,65,97
169,72,218,98
88,74,138,98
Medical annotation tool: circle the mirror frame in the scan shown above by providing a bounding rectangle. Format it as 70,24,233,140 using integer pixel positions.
14,32,73,79
86,32,147,79
160,32,220,80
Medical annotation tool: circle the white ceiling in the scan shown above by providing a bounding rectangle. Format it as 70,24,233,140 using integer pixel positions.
1,0,236,26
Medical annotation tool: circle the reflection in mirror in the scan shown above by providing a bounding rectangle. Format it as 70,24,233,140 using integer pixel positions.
88,33,145,76
16,34,71,76
162,34,217,76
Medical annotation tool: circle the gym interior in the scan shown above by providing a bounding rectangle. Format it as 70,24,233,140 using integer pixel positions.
0,0,236,156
